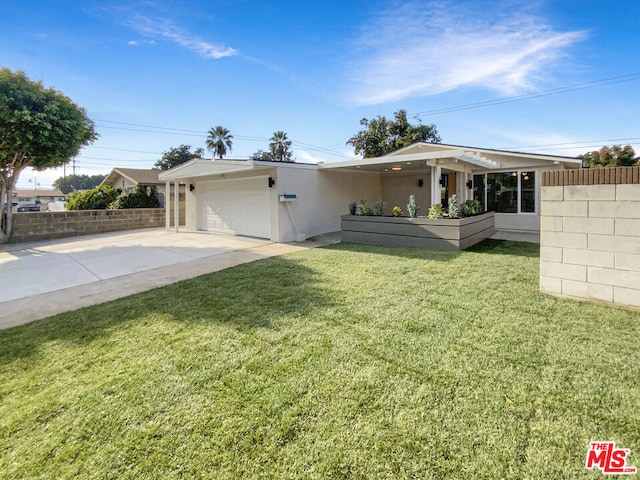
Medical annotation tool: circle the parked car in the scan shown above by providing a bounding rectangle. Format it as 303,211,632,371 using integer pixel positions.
17,204,41,212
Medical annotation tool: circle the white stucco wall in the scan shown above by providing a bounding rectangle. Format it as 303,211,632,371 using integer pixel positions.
185,182,197,230
381,174,431,216
275,167,381,242
494,213,540,233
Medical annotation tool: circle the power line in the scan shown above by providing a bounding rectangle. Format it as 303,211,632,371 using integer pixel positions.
89,146,163,155
500,137,640,153
95,124,207,137
410,72,640,117
91,123,352,158
90,71,640,161
95,119,270,141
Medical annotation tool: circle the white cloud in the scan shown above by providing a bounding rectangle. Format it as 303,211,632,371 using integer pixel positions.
128,40,139,46
295,147,359,164
123,13,237,59
295,149,328,164
154,26,237,59
345,1,586,105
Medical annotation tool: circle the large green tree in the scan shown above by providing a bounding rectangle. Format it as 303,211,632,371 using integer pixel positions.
269,130,294,162
347,109,441,158
53,174,106,194
579,145,637,168
0,68,97,242
153,144,204,170
250,149,274,161
206,126,233,159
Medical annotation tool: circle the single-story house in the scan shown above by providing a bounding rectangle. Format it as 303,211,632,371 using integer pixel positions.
158,142,582,243
101,168,185,225
13,189,65,209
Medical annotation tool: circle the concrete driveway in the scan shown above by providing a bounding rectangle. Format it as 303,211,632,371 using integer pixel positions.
0,228,336,330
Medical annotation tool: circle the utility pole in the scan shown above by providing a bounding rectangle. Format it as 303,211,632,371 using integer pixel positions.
71,158,77,190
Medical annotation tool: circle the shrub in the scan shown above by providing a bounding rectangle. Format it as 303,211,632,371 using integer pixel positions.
392,205,402,217
348,201,357,215
66,186,121,210
461,199,482,217
110,186,160,209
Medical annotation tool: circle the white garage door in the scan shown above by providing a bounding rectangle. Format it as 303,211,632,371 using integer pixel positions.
198,176,271,239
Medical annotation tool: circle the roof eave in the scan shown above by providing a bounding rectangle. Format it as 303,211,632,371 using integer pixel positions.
159,158,262,180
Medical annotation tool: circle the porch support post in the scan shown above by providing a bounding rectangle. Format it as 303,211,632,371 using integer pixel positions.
431,165,441,207
165,181,171,230
173,181,179,233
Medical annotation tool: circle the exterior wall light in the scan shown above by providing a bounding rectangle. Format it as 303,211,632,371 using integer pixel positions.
189,184,195,191
268,177,275,188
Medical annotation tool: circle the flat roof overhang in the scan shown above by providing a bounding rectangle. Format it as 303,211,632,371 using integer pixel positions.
318,149,501,173
158,159,274,181
319,144,582,174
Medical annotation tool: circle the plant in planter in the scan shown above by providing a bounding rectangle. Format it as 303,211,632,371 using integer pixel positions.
348,201,357,215
427,203,444,218
447,194,460,218
461,199,481,217
407,195,420,218
392,205,402,217
374,201,387,216
357,198,373,216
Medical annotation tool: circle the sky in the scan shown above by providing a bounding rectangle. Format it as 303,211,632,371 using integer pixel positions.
2,0,639,189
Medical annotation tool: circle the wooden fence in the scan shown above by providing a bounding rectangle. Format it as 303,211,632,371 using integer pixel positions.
542,166,640,186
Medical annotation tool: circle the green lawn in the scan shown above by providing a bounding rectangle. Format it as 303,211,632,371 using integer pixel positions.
1,240,639,479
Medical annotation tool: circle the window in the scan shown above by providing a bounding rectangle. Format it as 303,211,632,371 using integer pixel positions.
487,172,518,213
520,171,535,212
476,171,536,214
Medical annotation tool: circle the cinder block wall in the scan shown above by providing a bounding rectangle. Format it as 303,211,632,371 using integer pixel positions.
10,208,165,243
539,167,640,309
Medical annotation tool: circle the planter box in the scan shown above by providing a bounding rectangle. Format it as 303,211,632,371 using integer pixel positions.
341,211,495,250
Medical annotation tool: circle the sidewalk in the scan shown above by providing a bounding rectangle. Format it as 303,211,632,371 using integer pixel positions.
0,229,338,330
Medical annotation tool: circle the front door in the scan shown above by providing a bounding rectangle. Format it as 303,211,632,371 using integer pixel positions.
441,172,456,208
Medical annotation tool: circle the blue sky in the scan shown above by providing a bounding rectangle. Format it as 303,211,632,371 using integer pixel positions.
3,0,639,189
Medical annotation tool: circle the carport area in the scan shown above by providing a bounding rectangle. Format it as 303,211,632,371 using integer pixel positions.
0,228,333,329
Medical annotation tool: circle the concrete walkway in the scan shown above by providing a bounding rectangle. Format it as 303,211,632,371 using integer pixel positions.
0,228,338,330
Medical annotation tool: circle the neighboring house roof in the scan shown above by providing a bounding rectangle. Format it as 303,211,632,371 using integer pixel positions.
101,168,163,187
13,189,64,197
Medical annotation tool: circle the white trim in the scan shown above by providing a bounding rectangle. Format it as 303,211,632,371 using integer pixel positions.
159,159,256,180
319,150,465,170
165,181,170,230
392,142,582,164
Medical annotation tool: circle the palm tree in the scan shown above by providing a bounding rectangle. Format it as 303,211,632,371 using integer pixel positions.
206,126,233,159
269,130,293,162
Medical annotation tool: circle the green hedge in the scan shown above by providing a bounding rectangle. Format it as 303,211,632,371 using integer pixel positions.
66,185,160,210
